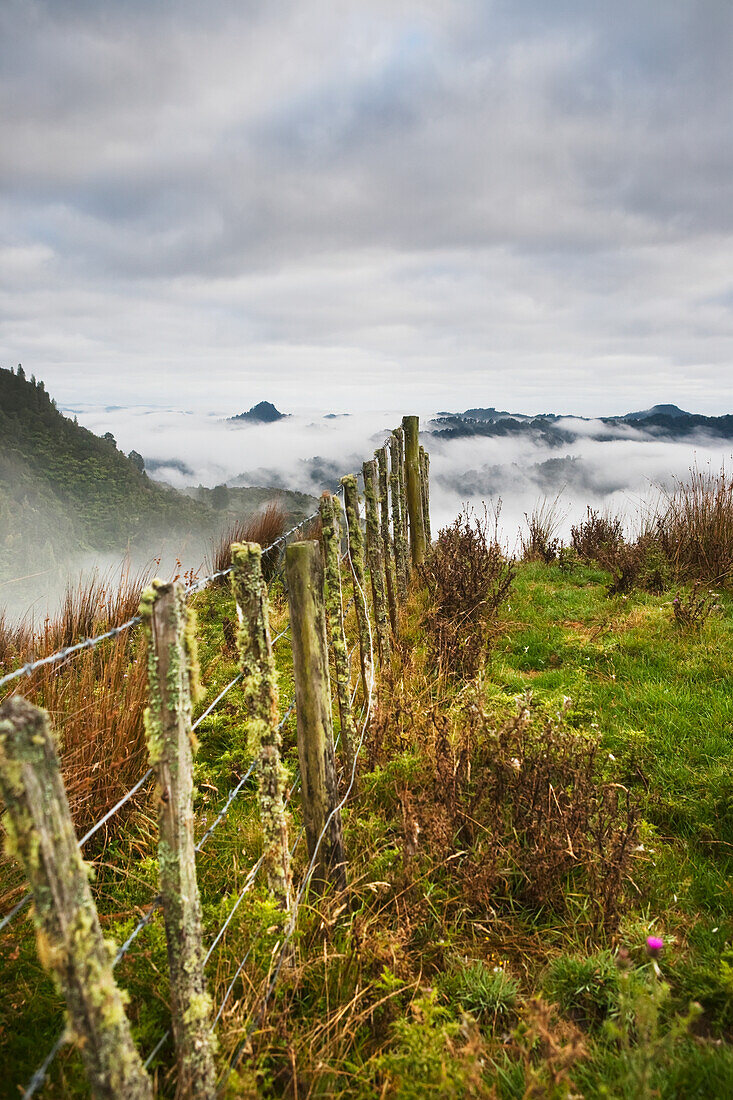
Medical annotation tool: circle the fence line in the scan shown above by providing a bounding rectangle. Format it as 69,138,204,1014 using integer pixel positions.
222,506,376,1087
2,419,431,1099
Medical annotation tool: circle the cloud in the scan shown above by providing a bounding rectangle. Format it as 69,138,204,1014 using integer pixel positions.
1,1,733,413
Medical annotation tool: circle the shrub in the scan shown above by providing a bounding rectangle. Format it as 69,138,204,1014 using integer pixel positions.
671,583,721,630
418,506,514,679
571,507,625,562
657,464,733,586
521,496,565,563
597,533,671,596
398,694,639,931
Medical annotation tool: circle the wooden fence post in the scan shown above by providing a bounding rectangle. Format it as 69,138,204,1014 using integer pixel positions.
0,697,152,1100
285,542,347,893
140,580,217,1100
402,415,426,567
389,433,409,600
319,493,356,772
420,445,432,545
376,446,399,634
396,422,407,576
230,543,291,909
340,474,372,702
362,459,391,665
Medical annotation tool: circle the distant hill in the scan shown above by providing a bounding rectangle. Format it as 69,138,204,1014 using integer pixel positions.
622,404,690,421
228,401,286,424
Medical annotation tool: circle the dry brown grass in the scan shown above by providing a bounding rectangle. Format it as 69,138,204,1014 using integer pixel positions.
0,563,153,918
207,499,289,583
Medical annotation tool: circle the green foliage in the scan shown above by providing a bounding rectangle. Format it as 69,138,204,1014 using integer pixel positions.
368,990,479,1098
440,960,519,1028
542,951,622,1028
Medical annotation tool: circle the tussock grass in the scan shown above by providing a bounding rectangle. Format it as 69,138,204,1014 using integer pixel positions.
207,499,288,583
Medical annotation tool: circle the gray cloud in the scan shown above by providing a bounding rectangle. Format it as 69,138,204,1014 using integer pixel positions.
1,0,732,413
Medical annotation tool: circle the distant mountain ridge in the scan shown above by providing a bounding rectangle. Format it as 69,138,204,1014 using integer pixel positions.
430,403,733,443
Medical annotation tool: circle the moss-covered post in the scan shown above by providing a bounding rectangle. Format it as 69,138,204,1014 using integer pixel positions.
402,415,426,567
319,493,357,773
140,580,217,1100
420,445,432,546
285,542,347,893
389,433,409,601
395,426,409,575
362,459,391,666
230,543,291,909
340,474,372,702
376,446,399,635
0,697,152,1100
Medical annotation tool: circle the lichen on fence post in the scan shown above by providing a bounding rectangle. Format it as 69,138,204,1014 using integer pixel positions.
395,425,409,575
319,493,357,773
402,415,426,567
362,458,391,666
285,541,347,893
340,473,372,701
420,445,432,546
376,446,399,635
389,433,409,601
230,542,291,908
140,579,217,1100
0,696,153,1100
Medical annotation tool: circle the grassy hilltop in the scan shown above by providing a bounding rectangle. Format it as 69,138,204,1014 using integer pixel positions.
3,479,733,1098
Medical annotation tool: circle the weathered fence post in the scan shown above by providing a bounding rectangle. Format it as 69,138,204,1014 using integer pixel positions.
389,433,409,600
230,543,291,909
395,426,410,575
402,415,426,567
285,542,347,892
340,474,372,701
420,445,432,546
140,580,217,1100
376,446,399,635
362,459,391,665
0,697,152,1100
319,493,356,772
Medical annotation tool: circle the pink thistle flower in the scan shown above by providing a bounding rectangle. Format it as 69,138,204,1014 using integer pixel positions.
646,936,664,957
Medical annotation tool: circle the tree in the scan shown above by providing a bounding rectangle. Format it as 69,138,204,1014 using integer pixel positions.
128,450,145,474
103,432,117,448
211,483,229,510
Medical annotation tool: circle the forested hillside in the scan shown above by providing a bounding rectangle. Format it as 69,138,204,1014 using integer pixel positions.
0,368,316,618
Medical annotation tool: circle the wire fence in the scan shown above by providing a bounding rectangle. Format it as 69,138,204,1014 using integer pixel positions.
1,442,411,1098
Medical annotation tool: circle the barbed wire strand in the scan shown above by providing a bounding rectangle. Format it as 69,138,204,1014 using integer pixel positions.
1,487,332,691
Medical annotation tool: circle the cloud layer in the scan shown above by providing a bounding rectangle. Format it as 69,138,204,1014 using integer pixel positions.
2,1,732,413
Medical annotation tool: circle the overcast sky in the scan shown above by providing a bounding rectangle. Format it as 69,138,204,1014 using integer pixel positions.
1,0,732,415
